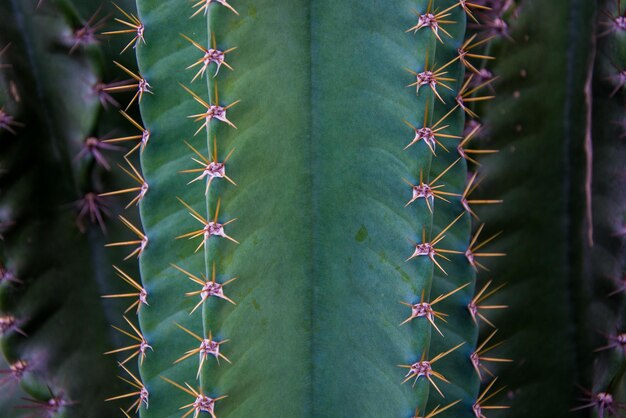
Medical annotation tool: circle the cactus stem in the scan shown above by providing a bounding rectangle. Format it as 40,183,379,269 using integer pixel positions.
107,362,149,413
471,329,513,381
180,138,236,196
105,316,152,366
406,0,458,44
406,212,466,275
468,280,508,328
103,110,151,156
174,324,231,379
191,0,239,18
472,377,508,417
399,342,465,396
176,197,239,251
403,106,461,154
171,262,237,314
100,159,148,208
102,3,145,54
462,172,503,220
105,61,152,111
403,157,461,210
400,282,470,335
180,32,236,81
102,266,148,314
413,399,462,418
180,83,240,133
465,224,506,271
105,215,148,260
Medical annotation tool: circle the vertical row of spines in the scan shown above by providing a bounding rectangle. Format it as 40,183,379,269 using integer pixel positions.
460,3,519,416
97,2,150,415
462,3,517,416
575,0,626,415
397,1,510,416
159,0,240,415
101,1,241,416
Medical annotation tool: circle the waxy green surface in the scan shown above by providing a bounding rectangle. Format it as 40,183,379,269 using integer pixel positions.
129,0,480,417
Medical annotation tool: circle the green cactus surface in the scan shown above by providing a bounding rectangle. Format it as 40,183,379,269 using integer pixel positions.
127,1,481,417
477,0,626,416
4,0,626,417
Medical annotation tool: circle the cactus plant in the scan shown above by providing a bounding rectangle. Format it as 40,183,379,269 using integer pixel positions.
0,0,142,416
2,0,626,417
117,1,480,416
477,0,626,417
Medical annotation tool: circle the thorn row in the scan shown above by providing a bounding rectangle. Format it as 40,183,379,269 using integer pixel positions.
399,2,509,415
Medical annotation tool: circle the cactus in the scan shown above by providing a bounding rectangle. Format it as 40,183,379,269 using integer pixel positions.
4,0,626,417
0,0,141,416
477,0,626,416
96,0,507,416
587,3,626,416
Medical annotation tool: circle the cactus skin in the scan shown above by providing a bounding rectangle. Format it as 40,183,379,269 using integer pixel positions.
0,0,140,416
101,0,496,417
478,0,594,412
584,0,626,414
0,0,513,416
6,0,626,416
476,0,626,416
